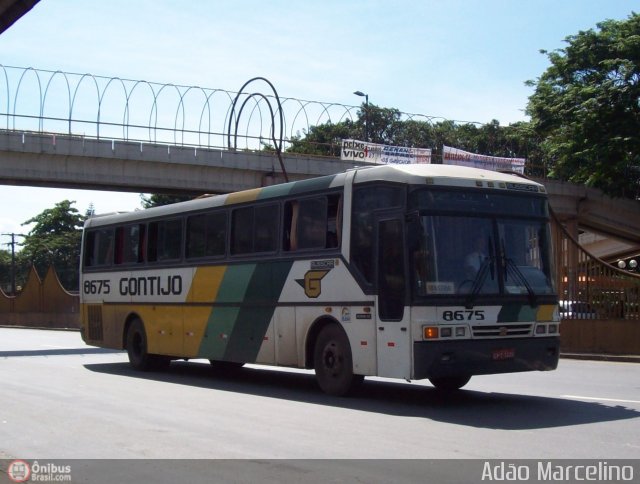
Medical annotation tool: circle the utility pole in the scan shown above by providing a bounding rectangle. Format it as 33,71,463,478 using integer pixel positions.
2,233,25,296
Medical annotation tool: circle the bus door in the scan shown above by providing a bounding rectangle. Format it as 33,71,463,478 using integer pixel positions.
375,216,412,379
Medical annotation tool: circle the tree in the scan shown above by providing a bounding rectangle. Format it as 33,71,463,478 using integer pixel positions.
526,13,640,198
19,200,85,290
287,120,357,157
140,193,192,208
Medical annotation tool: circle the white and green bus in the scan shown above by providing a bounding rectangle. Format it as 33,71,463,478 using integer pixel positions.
80,163,560,395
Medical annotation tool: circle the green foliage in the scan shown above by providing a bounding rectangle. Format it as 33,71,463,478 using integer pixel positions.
526,13,640,197
140,193,193,208
287,120,358,157
287,108,537,168
19,200,85,290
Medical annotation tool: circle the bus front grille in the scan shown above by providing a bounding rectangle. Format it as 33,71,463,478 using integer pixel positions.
472,323,532,338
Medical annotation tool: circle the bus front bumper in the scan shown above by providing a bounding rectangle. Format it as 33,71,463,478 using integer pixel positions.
413,337,560,380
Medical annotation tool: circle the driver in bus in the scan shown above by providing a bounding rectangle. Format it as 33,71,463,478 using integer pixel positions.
464,235,487,279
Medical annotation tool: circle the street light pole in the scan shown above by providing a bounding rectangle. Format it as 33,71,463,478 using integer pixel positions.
353,91,369,141
2,233,25,295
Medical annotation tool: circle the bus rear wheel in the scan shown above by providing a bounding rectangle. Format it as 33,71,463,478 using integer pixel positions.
126,318,170,371
314,324,363,396
429,375,471,391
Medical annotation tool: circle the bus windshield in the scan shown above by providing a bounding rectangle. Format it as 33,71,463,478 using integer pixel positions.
410,199,555,299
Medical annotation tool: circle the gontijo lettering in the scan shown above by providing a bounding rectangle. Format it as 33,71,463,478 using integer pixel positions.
119,275,183,296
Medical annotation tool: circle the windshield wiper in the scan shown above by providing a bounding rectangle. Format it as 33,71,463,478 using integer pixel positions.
465,256,493,309
504,258,538,307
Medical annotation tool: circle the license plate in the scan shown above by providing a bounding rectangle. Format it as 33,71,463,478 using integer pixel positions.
492,348,515,360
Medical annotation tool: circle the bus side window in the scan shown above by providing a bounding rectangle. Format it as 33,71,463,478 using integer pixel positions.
148,219,183,262
186,211,227,259
115,224,145,265
84,228,114,267
327,194,341,248
351,186,404,284
231,207,253,255
297,198,326,250
231,204,279,255
254,204,279,253
284,195,340,252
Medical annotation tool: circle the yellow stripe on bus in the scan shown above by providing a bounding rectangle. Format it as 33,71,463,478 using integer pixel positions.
536,304,556,321
186,266,228,303
225,188,261,205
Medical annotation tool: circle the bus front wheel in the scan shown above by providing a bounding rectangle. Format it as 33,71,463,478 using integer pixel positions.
313,324,363,396
126,318,169,371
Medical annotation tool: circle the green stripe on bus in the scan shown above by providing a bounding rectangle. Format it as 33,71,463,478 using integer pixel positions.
223,260,293,362
289,174,337,195
497,304,536,322
197,264,256,359
257,183,294,199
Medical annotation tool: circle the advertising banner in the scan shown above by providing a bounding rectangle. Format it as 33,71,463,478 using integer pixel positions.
341,139,431,165
443,145,525,174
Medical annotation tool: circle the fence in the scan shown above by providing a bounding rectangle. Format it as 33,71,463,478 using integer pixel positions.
0,265,79,328
552,211,640,355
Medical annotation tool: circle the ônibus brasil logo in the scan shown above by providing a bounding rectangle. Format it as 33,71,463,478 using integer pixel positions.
7,460,31,483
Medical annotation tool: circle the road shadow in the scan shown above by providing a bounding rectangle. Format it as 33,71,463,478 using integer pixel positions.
0,348,124,357
83,360,640,431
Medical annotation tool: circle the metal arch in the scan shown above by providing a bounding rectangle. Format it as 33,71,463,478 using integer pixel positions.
227,76,284,153
148,83,182,145
69,73,100,136
312,102,344,128
41,70,72,133
174,85,210,147
283,98,312,139
13,67,42,131
337,105,360,124
227,76,287,181
97,76,128,140
233,92,268,151
122,79,156,143
197,88,231,149
0,65,11,130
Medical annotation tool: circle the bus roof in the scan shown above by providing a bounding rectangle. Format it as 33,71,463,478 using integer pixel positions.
84,164,544,228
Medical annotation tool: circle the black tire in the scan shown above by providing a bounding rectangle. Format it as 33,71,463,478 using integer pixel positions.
314,324,363,396
429,375,471,391
126,318,170,371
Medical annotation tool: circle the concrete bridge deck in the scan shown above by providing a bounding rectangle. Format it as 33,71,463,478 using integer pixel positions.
1,129,639,248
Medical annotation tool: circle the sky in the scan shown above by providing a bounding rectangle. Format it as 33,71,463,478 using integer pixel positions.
0,0,637,248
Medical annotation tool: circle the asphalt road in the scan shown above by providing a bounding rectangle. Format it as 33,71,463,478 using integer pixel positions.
1,327,639,481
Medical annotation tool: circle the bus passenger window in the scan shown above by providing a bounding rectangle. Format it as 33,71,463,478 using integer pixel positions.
231,204,279,255
285,197,328,251
84,228,114,267
231,207,253,254
254,205,278,252
115,224,144,264
187,212,226,258
148,219,183,262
